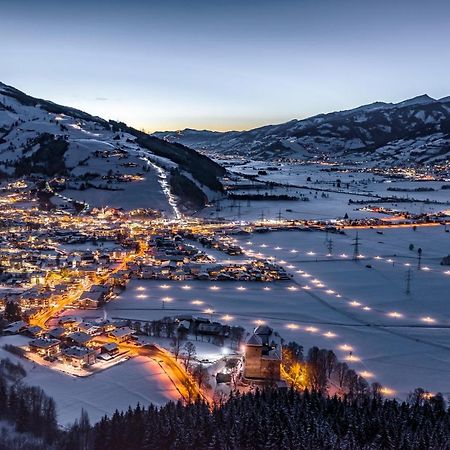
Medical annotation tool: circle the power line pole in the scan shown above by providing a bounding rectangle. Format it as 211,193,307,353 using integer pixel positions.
277,209,282,222
327,236,333,255
405,267,412,295
324,230,333,255
352,232,360,261
417,248,422,270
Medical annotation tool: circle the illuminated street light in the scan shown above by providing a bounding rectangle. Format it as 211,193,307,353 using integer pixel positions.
388,311,403,318
161,296,172,309
360,371,374,378
421,316,435,324
323,331,336,338
339,344,353,351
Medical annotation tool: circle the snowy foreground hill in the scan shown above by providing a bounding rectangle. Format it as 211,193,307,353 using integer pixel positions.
154,94,450,166
0,82,225,215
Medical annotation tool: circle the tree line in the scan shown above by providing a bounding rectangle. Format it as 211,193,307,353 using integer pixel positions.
0,358,58,448
55,388,450,450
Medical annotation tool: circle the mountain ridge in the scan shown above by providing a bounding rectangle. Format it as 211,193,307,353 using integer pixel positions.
0,82,225,213
153,94,450,168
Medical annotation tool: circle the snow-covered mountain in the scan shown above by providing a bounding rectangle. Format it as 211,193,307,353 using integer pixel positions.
0,82,225,214
154,95,450,167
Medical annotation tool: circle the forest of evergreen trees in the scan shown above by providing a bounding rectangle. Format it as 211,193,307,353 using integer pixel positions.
55,388,450,450
1,356,450,449
0,358,58,449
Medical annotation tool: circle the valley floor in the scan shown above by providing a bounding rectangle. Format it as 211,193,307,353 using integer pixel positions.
68,225,450,399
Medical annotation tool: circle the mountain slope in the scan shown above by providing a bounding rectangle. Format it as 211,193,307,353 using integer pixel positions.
154,95,450,167
0,82,225,214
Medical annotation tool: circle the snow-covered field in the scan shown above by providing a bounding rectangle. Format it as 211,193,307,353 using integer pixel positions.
0,336,180,426
201,161,450,221
86,225,450,399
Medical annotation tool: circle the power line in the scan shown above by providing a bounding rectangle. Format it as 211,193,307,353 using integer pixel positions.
327,236,333,255
406,267,412,295
352,232,360,261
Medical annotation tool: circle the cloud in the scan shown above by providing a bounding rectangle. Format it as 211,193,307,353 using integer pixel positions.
95,97,109,101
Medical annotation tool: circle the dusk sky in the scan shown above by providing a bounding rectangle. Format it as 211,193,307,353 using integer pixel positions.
2,0,450,131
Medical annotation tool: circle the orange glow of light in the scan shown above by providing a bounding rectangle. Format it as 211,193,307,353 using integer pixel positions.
380,387,395,396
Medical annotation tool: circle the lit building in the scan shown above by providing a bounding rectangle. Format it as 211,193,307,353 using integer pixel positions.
243,325,282,381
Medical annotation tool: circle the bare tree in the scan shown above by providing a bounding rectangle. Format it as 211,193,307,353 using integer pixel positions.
306,347,328,393
225,359,240,390
325,350,337,379
170,335,183,361
192,364,209,390
344,369,358,399
335,361,349,389
183,342,196,371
